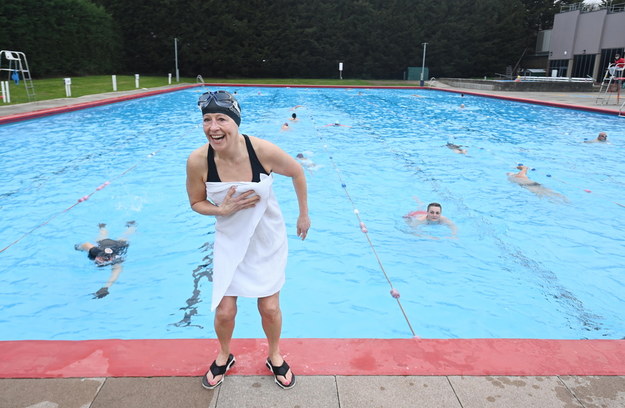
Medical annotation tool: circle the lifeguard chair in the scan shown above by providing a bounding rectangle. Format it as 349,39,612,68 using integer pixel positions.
596,62,625,105
0,50,36,101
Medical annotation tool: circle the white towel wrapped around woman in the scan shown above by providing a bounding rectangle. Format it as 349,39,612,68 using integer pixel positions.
205,173,287,311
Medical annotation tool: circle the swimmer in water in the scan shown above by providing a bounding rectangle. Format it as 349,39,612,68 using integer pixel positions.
75,221,136,298
295,153,317,170
507,165,567,201
584,132,608,143
324,122,351,127
281,122,291,131
289,113,298,122
403,202,457,238
446,142,467,154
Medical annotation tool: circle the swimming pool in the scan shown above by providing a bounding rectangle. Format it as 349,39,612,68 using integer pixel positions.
1,86,624,341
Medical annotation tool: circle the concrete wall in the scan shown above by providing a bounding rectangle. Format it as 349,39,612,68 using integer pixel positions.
573,10,606,54
550,9,625,60
550,11,579,60
437,78,594,92
602,12,625,49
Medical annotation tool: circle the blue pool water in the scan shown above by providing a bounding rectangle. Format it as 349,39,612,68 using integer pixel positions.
1,86,624,341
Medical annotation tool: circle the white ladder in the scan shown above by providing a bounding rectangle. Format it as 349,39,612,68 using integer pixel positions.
0,50,36,101
596,65,625,105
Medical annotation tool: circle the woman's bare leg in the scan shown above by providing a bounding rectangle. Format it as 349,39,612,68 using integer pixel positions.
205,296,237,386
258,292,293,385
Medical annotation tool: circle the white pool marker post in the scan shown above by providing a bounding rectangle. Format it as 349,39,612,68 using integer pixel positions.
168,73,172,85
64,78,72,97
112,75,117,91
135,74,140,88
420,42,428,87
1,81,10,103
174,37,180,82
339,62,343,80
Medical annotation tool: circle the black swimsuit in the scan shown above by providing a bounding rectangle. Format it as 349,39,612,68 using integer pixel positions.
94,238,128,267
207,134,269,182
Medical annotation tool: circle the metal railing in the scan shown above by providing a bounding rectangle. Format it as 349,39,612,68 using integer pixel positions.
560,2,625,13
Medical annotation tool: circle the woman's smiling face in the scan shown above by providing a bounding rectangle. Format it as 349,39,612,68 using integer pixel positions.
202,113,238,148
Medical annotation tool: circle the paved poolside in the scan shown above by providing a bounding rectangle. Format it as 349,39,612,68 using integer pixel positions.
1,82,624,408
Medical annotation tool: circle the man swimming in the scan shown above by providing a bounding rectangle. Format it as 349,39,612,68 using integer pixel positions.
404,202,457,238
584,132,608,143
507,165,567,201
446,142,467,154
75,221,136,298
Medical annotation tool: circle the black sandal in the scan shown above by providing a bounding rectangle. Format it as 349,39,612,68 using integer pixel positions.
201,353,235,389
266,358,296,390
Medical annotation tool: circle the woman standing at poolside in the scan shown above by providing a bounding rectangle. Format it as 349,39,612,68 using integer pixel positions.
186,90,310,390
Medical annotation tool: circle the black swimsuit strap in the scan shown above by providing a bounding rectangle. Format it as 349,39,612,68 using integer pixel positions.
207,144,219,182
206,134,269,182
243,134,269,182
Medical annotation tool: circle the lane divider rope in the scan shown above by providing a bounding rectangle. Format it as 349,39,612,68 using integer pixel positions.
1,123,201,254
308,110,418,338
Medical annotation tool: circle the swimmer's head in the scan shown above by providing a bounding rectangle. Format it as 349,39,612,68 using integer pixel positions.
88,247,114,263
426,202,442,221
296,153,304,159
292,113,297,119
198,91,241,126
87,247,102,260
598,132,607,141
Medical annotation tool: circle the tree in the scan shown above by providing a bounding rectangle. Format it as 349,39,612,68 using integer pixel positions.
0,0,120,77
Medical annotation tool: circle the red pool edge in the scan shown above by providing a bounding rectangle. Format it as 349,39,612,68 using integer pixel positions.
1,338,623,378
0,83,620,126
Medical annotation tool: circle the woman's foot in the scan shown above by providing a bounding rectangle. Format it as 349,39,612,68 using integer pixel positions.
201,353,235,390
266,356,296,389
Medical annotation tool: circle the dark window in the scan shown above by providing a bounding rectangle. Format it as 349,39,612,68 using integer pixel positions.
572,54,595,78
548,60,569,77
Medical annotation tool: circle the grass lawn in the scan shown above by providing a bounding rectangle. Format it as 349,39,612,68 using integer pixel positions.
0,75,413,105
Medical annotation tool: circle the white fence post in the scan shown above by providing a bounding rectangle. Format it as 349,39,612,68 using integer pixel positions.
1,81,10,103
135,74,140,88
64,78,72,97
112,75,117,91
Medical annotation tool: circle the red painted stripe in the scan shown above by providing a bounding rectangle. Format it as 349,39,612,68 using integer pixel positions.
2,84,619,126
1,338,623,378
0,84,200,125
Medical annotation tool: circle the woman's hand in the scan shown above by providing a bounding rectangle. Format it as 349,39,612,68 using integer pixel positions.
219,187,260,216
297,214,311,240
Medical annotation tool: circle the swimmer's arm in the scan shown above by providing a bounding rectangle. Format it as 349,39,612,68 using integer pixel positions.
104,263,122,288
441,217,458,236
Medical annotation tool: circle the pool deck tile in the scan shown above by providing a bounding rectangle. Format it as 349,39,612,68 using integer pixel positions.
2,81,625,408
2,375,625,408
559,376,625,408
0,377,106,408
448,376,584,408
336,375,462,408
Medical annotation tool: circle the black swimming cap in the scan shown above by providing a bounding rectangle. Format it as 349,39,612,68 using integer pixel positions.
88,247,103,260
199,92,242,126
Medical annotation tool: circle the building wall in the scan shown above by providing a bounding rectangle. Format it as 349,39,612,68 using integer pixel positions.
549,7,625,79
573,10,606,54
602,12,625,49
550,9,625,60
549,11,579,60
